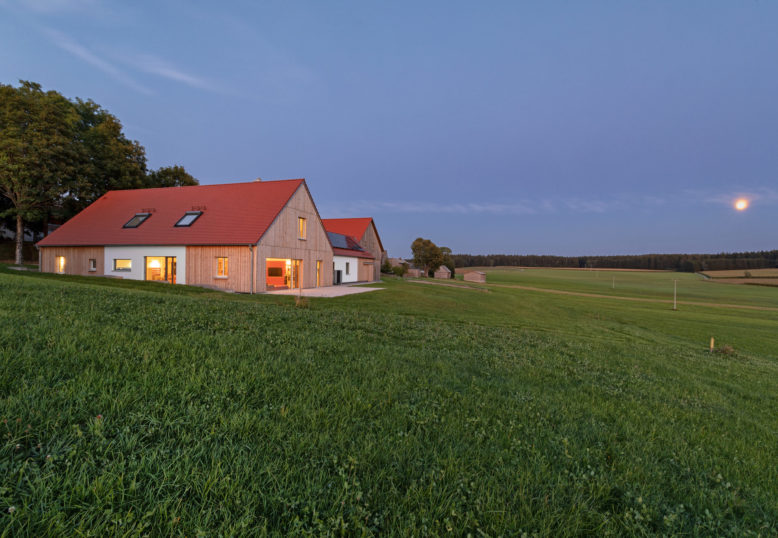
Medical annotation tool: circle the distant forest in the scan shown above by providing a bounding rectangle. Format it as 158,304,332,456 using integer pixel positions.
451,250,778,272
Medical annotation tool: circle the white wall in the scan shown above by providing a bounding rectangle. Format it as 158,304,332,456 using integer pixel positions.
333,255,358,283
104,246,187,284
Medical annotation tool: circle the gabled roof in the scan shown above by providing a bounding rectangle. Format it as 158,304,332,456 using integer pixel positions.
327,231,374,259
38,179,305,247
321,217,384,253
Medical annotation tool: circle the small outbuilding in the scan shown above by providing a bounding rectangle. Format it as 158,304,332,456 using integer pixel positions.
433,265,451,279
463,271,486,283
406,268,422,278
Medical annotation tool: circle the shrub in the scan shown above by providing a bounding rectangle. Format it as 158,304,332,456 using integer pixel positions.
392,265,407,277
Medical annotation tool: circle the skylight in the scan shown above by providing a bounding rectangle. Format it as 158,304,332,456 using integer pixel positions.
123,213,151,228
175,211,202,227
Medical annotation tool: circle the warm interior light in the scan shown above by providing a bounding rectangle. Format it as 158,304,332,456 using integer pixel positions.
734,198,749,211
149,259,161,268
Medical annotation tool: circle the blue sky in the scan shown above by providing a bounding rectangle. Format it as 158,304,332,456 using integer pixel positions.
2,1,776,257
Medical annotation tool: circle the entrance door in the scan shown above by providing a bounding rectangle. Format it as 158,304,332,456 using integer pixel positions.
290,259,302,289
146,256,176,283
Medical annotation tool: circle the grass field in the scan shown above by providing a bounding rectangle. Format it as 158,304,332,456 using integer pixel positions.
1,266,777,535
702,269,778,279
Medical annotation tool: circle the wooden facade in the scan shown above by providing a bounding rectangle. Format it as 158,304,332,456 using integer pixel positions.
357,222,386,282
40,246,104,276
254,184,333,292
357,259,374,282
434,266,452,279
463,271,486,283
186,245,254,293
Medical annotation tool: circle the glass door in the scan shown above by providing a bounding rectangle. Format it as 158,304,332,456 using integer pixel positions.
146,256,176,283
290,259,302,289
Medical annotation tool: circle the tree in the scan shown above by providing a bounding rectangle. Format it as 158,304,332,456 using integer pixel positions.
0,81,79,265
411,237,444,277
60,98,148,218
1,81,200,264
146,165,198,188
439,246,455,277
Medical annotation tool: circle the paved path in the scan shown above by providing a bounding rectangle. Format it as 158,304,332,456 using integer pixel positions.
266,284,383,298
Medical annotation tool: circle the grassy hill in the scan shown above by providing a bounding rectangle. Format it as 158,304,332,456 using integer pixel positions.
1,266,777,535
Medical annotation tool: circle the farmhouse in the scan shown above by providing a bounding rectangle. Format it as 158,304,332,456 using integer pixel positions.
463,271,486,283
326,231,375,284
37,179,340,293
433,265,452,279
321,218,386,281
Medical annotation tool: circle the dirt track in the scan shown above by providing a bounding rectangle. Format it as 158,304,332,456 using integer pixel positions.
409,279,778,312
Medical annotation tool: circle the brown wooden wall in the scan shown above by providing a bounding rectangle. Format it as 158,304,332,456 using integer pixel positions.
359,222,386,281
255,184,333,292
357,259,374,282
39,246,104,276
186,245,253,293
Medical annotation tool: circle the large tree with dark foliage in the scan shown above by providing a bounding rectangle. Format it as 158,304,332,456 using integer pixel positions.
0,80,198,264
0,81,79,265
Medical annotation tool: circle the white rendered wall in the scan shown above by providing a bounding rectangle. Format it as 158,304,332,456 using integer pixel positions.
104,246,187,284
333,255,358,283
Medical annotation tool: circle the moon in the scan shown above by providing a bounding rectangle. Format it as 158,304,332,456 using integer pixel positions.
734,198,749,211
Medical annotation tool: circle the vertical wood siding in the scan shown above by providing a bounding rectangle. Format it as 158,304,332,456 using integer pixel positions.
40,246,104,276
186,246,253,293
255,185,333,292
359,223,386,281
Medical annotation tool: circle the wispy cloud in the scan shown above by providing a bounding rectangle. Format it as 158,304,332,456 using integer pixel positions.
330,194,668,218
695,187,778,206
40,27,153,95
122,53,233,95
2,0,96,14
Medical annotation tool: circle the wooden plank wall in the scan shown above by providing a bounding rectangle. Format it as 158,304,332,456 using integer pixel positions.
255,185,333,292
360,223,386,281
358,260,374,282
39,246,104,276
186,245,253,293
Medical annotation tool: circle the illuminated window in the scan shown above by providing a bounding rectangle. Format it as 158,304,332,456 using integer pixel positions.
316,260,322,287
298,217,306,240
55,256,66,274
216,257,229,278
175,211,202,227
345,262,350,275
88,259,97,272
113,259,132,271
123,213,150,228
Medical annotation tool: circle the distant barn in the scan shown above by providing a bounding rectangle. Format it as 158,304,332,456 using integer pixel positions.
463,271,486,283
433,265,451,279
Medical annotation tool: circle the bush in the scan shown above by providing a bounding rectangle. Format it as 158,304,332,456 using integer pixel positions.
392,265,407,277
381,259,392,274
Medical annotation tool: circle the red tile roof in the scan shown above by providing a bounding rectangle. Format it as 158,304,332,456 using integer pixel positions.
321,218,373,240
38,179,304,247
332,247,374,259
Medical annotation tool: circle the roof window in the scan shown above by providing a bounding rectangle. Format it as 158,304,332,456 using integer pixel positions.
175,211,202,227
123,213,151,228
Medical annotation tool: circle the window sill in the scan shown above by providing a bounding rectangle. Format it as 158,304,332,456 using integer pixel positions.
298,238,306,241
214,276,228,280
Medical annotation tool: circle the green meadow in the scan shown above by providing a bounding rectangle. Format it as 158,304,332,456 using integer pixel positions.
1,266,777,536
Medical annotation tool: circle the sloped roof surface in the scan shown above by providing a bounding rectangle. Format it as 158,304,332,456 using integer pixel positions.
38,179,304,247
333,247,374,259
321,218,373,240
327,231,374,259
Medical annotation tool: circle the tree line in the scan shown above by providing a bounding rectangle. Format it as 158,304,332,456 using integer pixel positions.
451,251,778,272
0,80,198,264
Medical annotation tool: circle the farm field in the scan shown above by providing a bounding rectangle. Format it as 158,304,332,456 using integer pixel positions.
1,265,777,535
456,266,778,309
702,268,778,279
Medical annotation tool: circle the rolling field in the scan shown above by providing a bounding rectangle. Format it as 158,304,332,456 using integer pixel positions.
1,266,777,535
